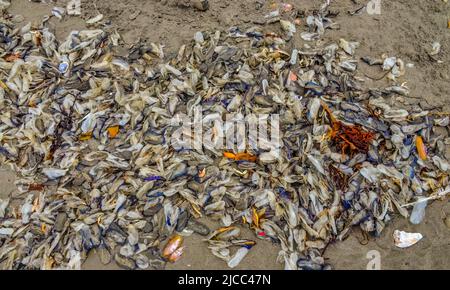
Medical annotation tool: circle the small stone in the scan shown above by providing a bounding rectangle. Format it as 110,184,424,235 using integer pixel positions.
143,221,154,233
54,212,67,232
192,0,209,11
175,210,190,232
143,204,162,217
118,150,132,160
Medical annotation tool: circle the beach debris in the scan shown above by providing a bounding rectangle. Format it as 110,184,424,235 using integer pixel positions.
297,259,330,270
114,254,136,269
86,14,104,25
383,57,397,71
51,7,66,19
339,39,359,56
361,56,382,65
280,20,296,38
107,126,120,138
187,220,210,236
0,0,449,271
393,230,423,248
402,187,450,208
223,152,257,162
227,246,251,268
281,3,293,13
348,5,366,16
409,200,428,225
322,101,375,154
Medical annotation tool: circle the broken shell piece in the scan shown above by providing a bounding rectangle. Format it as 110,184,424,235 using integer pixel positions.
280,20,296,37
194,31,204,43
51,7,66,20
86,14,104,25
393,230,423,248
301,32,319,41
227,247,250,268
339,39,359,56
383,57,397,71
361,56,383,66
385,85,409,96
192,0,209,11
339,60,357,72
42,168,68,180
429,42,441,56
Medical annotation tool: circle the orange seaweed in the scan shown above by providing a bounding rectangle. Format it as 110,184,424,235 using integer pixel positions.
329,164,349,191
321,101,375,155
223,151,257,162
223,152,236,159
28,183,45,191
235,153,257,162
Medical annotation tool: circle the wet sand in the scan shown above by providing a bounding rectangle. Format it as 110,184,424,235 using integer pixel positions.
2,0,450,270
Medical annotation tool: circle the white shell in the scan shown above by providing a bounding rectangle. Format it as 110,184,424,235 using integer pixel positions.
393,230,423,248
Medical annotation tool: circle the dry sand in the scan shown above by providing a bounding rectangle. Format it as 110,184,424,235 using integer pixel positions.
2,0,450,270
